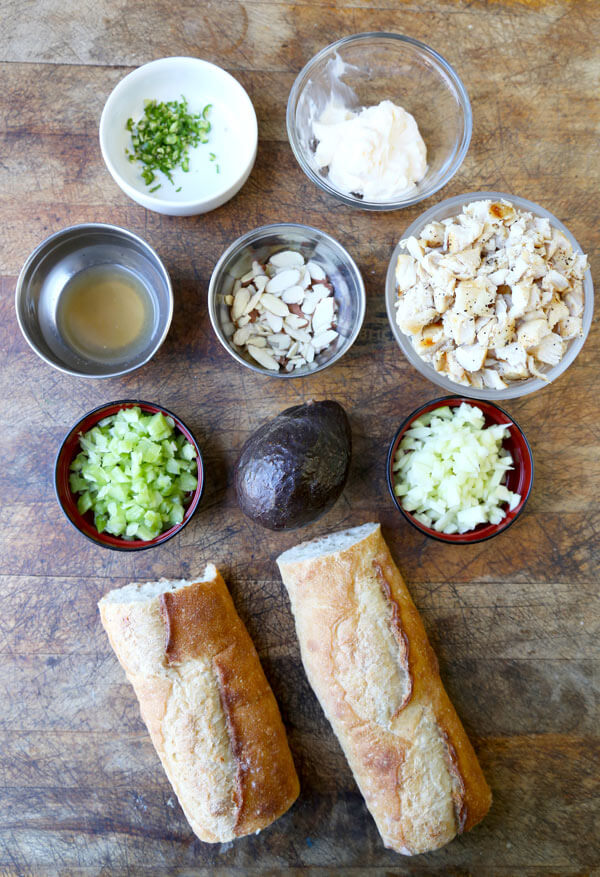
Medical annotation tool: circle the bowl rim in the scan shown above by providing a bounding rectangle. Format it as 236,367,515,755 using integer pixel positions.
286,31,472,211
54,399,204,551
385,395,534,544
207,221,366,378
99,55,258,210
385,190,594,399
15,222,173,379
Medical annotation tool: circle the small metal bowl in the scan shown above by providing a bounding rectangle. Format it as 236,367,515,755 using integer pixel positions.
386,396,534,544
208,223,366,377
15,223,173,378
55,399,204,551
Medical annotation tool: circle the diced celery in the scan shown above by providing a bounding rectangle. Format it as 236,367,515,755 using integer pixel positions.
70,405,198,541
70,473,87,493
156,474,173,494
180,441,196,461
77,492,93,515
166,457,181,475
178,472,198,492
147,412,171,440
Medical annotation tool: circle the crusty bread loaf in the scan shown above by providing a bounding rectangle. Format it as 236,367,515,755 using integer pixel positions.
98,565,299,843
277,523,491,855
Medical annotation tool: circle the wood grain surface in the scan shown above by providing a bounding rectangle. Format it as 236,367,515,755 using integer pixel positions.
1,0,598,874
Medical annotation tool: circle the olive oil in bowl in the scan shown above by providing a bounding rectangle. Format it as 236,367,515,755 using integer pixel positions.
57,265,155,363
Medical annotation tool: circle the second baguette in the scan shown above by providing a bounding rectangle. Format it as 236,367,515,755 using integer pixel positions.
277,522,491,855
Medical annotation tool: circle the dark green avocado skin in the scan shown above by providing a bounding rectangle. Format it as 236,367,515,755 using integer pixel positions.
234,400,352,530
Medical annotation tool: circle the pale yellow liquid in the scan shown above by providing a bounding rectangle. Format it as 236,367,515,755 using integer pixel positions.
58,266,153,362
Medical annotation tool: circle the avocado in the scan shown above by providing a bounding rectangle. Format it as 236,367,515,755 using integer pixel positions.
234,400,351,530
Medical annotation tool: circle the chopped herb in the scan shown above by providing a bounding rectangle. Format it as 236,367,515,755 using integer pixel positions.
175,186,182,192
125,97,213,190
209,153,216,161
149,184,161,193
216,164,220,174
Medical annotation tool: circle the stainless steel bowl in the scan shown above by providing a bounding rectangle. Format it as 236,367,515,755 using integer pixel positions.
15,223,173,378
208,223,366,378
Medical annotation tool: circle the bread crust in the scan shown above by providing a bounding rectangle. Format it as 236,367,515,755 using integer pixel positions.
99,567,299,843
277,523,491,855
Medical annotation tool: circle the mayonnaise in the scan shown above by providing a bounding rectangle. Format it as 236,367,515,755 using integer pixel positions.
312,99,427,202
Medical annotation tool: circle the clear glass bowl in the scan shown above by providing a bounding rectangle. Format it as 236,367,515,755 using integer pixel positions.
385,191,594,400
286,33,472,211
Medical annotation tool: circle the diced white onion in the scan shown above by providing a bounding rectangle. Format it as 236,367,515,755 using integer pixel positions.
393,402,521,534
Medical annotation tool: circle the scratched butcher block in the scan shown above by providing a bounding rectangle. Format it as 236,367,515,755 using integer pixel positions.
0,0,598,874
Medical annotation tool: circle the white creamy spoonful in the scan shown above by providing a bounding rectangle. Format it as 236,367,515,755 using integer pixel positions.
312,99,427,202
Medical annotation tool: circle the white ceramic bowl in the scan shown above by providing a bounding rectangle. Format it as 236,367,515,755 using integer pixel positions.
99,57,257,216
385,191,594,400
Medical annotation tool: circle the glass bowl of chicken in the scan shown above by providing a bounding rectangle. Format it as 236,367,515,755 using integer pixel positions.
385,192,593,399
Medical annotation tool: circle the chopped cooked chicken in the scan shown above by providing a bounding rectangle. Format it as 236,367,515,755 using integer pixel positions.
546,296,569,329
443,310,476,345
517,318,550,350
394,199,588,388
454,276,496,316
557,316,583,340
396,283,437,334
533,332,565,365
509,280,532,319
396,254,417,291
420,221,445,247
454,343,487,372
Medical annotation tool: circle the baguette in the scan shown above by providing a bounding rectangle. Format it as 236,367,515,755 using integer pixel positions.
98,565,299,843
277,522,491,855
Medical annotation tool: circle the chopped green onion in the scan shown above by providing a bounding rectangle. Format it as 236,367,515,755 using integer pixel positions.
125,97,214,190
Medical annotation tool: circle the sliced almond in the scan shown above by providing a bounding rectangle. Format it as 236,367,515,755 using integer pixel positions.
243,288,263,315
281,285,305,304
288,341,300,358
241,269,255,284
236,314,251,328
267,333,292,350
285,326,312,344
312,329,338,351
246,335,267,348
306,260,326,281
261,293,290,317
253,275,268,292
284,313,309,329
312,297,335,333
224,294,234,306
265,269,301,294
269,250,305,269
299,269,312,289
247,345,279,370
251,260,265,277
301,290,323,314
232,288,250,321
232,325,253,346
263,311,283,333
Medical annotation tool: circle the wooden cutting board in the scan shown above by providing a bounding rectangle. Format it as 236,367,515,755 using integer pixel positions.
0,1,598,874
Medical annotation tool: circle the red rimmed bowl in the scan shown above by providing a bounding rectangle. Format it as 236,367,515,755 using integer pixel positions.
55,399,204,551
386,396,533,544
